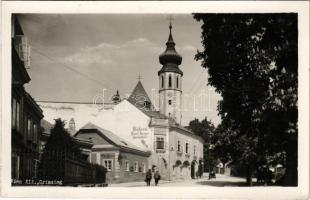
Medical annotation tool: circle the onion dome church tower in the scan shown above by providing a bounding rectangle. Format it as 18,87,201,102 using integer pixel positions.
158,22,183,124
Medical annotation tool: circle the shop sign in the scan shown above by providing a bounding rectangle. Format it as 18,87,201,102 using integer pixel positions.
131,126,149,139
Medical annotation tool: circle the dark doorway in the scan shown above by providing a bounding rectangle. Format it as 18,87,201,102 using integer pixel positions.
191,161,196,179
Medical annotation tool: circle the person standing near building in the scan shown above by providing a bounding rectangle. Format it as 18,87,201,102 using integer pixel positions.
145,169,152,186
198,160,203,178
154,171,161,186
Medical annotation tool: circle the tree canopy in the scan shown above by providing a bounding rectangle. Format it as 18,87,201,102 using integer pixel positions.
188,117,218,171
193,13,297,186
39,118,85,181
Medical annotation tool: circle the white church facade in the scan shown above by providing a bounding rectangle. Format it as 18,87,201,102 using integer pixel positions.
38,23,204,182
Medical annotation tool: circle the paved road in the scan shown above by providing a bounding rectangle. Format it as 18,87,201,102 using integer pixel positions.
109,174,249,187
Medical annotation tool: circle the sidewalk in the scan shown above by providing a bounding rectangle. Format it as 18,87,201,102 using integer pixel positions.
108,178,185,187
108,173,249,187
108,173,209,187
195,174,248,187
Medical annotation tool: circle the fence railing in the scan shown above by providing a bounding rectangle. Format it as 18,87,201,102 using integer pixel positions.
12,144,107,186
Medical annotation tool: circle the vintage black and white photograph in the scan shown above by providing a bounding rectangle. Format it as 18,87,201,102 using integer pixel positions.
1,1,309,199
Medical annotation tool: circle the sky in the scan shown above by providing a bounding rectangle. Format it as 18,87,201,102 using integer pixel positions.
18,14,221,126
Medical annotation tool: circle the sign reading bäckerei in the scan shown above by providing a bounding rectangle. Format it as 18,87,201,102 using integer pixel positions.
131,126,149,138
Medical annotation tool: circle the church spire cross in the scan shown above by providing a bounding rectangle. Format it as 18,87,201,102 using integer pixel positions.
166,16,175,45
168,16,174,33
137,73,143,81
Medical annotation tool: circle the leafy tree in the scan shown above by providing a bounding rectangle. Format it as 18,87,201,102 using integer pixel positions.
188,117,215,141
188,117,217,172
212,121,234,167
39,118,84,182
213,119,256,180
193,14,297,186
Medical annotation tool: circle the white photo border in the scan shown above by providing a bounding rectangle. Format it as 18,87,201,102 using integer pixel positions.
1,1,309,199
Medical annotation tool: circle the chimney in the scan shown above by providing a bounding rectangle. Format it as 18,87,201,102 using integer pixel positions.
68,118,76,135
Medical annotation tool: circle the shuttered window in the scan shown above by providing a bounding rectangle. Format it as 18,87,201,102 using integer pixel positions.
12,98,16,128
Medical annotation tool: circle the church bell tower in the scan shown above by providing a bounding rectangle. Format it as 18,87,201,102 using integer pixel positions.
158,22,183,123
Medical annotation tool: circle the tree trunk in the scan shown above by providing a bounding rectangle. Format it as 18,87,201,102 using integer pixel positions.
283,147,298,186
246,165,253,186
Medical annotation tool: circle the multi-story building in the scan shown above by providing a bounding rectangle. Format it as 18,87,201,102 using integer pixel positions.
11,15,44,182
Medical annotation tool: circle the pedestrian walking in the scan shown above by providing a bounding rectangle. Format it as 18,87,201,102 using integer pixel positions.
198,162,203,178
154,171,161,186
145,169,152,186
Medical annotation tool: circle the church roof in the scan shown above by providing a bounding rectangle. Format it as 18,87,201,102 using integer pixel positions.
127,81,167,119
128,80,154,110
143,110,167,119
77,122,149,154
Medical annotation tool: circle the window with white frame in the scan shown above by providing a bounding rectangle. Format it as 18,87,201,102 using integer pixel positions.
102,159,113,171
134,162,138,172
125,160,130,171
177,140,181,152
142,163,146,173
194,145,196,155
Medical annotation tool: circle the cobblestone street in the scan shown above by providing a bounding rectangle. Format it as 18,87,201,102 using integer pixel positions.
109,173,248,187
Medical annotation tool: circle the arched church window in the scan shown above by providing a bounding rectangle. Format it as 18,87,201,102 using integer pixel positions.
169,75,172,88
161,76,164,88
176,76,179,88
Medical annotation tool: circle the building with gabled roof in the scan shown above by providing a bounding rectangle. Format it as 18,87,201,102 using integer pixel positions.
75,122,150,183
77,122,149,153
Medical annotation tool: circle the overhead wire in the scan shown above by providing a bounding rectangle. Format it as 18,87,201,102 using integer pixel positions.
31,47,126,96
